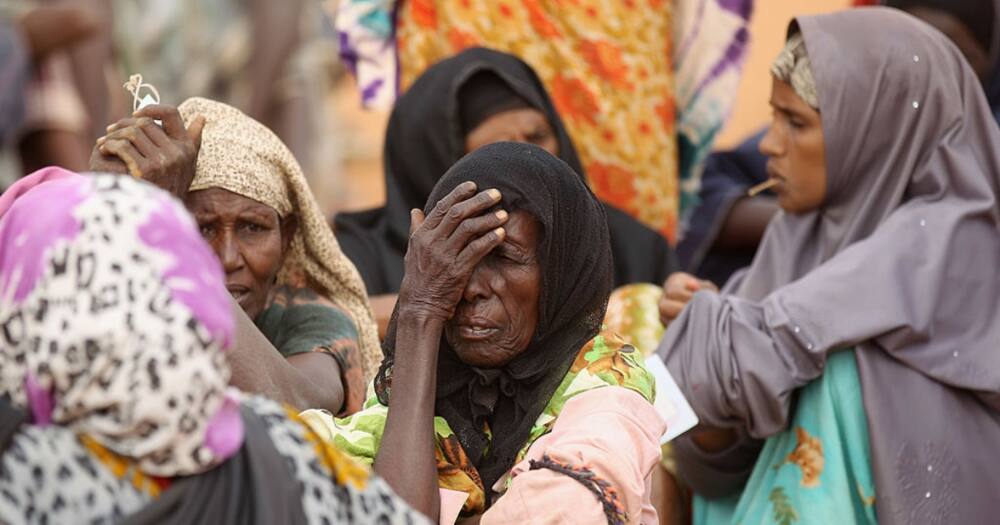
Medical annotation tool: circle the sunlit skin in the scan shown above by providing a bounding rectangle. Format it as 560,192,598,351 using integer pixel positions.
186,188,296,320
759,77,828,214
464,108,559,155
444,210,542,368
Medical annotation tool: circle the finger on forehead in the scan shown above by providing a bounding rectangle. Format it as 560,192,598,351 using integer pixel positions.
457,227,505,267
423,181,478,229
448,208,508,246
133,104,186,138
436,189,503,237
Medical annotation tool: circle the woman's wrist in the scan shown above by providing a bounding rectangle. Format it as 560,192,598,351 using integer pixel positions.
396,303,450,329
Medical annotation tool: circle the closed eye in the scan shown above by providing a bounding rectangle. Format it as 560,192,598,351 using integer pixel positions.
494,245,528,264
527,128,552,143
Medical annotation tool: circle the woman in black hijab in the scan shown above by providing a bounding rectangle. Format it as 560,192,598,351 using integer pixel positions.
310,142,664,523
334,47,676,333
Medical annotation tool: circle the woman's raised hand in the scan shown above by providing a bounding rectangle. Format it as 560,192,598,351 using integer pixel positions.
89,105,205,201
397,182,509,323
659,272,719,327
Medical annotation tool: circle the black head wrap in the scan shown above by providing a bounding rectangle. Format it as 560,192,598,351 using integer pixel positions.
375,142,613,501
333,47,674,295
884,0,995,52
458,71,533,136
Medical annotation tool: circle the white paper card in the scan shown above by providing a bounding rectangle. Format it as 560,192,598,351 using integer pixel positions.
644,355,699,444
137,94,158,111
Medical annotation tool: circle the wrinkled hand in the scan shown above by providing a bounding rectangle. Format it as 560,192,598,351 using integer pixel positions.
658,272,719,327
397,182,508,323
89,105,205,200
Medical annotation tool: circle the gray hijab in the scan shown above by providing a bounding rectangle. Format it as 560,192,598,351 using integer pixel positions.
659,7,1000,524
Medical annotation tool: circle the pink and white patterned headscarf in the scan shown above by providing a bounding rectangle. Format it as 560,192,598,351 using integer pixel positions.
0,170,242,476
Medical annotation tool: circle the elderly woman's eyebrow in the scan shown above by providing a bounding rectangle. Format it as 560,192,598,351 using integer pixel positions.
237,205,280,221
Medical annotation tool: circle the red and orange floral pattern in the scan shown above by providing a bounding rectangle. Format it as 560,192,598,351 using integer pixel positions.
396,0,679,240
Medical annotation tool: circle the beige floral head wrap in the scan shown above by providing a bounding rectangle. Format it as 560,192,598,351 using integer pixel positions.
178,97,382,381
771,32,819,110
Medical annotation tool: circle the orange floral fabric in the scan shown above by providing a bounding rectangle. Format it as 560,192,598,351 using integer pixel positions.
396,0,679,241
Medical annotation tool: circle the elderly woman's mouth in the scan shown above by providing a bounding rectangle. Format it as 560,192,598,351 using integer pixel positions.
455,325,500,341
226,285,250,305
451,316,502,341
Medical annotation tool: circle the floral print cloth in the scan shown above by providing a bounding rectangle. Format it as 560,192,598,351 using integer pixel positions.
300,332,656,518
693,351,878,525
333,0,753,241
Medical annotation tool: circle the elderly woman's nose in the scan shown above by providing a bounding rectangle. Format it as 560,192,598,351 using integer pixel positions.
462,264,493,302
215,231,243,273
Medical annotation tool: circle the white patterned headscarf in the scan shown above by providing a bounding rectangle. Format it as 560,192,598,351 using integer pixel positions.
178,97,382,382
0,171,242,477
771,32,819,110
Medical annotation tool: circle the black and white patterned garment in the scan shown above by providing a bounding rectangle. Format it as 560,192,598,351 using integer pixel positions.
244,395,426,525
0,395,428,524
0,174,236,478
0,173,427,524
0,424,149,524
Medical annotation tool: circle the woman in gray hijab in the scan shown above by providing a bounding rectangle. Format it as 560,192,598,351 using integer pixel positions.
658,7,1000,525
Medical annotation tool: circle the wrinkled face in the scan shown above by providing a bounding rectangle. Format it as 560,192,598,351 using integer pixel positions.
759,77,828,214
445,210,542,368
186,188,295,319
464,108,560,156
906,6,990,82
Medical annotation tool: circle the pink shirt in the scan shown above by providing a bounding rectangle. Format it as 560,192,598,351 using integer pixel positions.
438,386,665,524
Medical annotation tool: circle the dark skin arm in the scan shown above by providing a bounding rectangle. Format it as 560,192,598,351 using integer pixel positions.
228,295,345,412
18,3,98,62
713,196,779,250
15,4,100,174
64,0,115,143
92,106,346,413
690,427,739,452
247,0,304,122
374,182,508,520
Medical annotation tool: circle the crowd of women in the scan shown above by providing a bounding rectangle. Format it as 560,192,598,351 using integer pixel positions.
1,2,999,524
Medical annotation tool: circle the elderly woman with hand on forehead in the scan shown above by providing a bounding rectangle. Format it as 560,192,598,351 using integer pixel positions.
88,97,380,416
304,142,665,524
658,8,1000,524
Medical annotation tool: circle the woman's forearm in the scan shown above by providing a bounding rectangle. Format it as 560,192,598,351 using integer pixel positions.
374,312,443,520
227,298,345,413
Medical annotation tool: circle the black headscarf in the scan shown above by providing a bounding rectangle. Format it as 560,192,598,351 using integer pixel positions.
884,0,994,52
333,47,674,295
375,142,613,500
458,72,533,136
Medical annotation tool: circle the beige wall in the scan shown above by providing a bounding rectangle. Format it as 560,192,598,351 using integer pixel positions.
715,0,852,149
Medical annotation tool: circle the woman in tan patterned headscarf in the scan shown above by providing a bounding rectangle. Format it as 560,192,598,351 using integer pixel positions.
90,97,380,416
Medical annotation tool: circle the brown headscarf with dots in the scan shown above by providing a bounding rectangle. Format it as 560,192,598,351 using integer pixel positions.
178,97,382,382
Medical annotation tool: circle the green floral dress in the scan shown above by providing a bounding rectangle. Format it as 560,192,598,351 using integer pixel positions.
693,351,878,525
300,333,655,516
